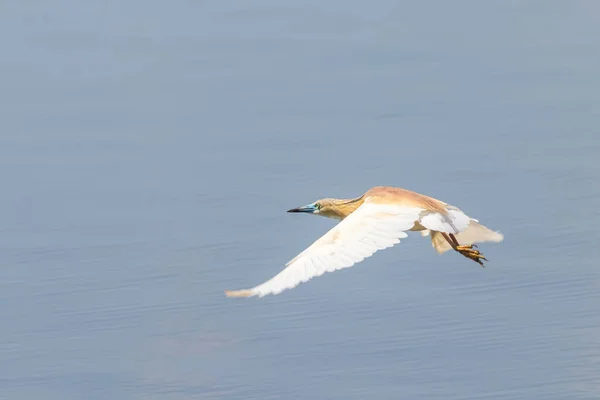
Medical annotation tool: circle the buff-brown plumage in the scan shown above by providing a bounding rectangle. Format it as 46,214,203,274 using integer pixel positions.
315,196,365,219
317,186,449,220
225,185,503,298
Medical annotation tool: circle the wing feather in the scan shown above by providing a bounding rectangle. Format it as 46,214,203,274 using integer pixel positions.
225,202,423,298
419,206,471,234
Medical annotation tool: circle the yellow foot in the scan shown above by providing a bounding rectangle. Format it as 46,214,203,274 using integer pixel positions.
455,245,488,267
456,244,478,251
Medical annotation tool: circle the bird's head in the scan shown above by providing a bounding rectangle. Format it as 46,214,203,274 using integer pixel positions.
287,197,362,220
287,199,324,215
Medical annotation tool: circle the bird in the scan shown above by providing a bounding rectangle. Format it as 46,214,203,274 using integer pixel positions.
224,185,503,298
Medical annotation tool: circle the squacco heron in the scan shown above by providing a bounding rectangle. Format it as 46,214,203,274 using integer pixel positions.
225,186,503,298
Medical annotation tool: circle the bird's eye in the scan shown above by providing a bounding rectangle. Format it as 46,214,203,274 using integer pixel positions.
314,203,321,210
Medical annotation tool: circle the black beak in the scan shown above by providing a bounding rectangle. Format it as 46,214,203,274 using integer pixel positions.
287,204,317,213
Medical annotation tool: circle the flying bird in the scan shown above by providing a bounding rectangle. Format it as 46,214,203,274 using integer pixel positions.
225,186,503,298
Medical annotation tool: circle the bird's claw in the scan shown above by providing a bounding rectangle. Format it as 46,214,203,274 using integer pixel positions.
455,245,488,267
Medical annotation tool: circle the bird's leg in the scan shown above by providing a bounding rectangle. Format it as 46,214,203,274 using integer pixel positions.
441,233,487,267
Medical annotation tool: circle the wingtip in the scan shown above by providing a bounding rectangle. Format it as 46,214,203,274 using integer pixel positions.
493,231,505,242
224,289,255,298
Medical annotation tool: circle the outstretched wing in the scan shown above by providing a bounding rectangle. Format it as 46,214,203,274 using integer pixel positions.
224,202,424,298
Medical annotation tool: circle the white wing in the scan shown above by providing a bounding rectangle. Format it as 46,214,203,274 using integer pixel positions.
224,202,423,298
419,206,471,234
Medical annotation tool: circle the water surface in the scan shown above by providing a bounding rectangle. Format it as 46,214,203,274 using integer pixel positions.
1,1,599,399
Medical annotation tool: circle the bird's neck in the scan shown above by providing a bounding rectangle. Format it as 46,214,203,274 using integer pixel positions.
323,196,365,219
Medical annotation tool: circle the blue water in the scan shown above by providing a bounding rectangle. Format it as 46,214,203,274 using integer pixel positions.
1,1,599,399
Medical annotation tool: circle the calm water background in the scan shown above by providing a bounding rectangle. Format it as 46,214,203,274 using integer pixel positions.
1,1,599,399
